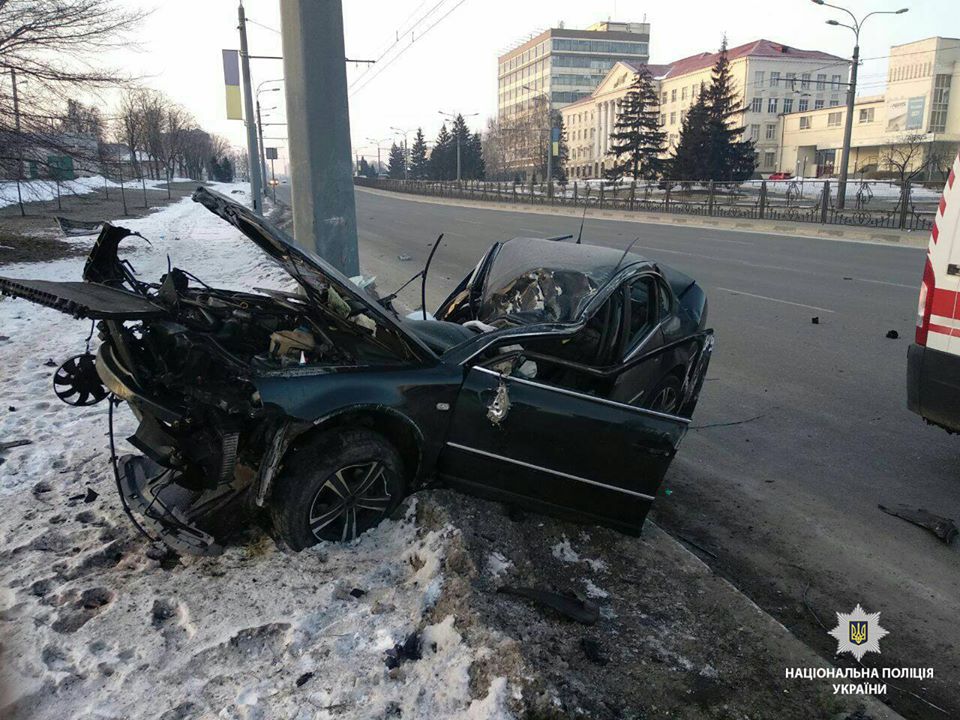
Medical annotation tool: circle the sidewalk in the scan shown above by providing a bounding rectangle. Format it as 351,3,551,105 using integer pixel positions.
357,185,930,248
422,490,905,720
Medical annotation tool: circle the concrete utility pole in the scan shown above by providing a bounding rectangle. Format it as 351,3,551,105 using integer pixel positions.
238,2,264,213
280,0,359,275
256,81,281,199
811,0,909,209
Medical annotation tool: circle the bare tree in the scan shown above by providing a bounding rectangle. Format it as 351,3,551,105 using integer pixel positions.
926,142,959,183
881,133,930,185
0,0,147,212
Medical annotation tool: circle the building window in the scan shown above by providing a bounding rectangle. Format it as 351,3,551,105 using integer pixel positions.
859,107,875,123
671,88,677,102
765,124,777,140
816,73,826,90
681,86,687,100
670,111,676,124
799,116,812,129
931,73,950,132
660,113,666,126
798,98,808,112
829,98,840,107
764,151,776,168
786,72,796,90
770,71,780,87
827,111,843,127
831,74,841,90
751,97,763,113
768,97,779,113
755,70,765,88
783,98,794,113
750,124,760,140
801,73,811,89
814,99,824,110
661,91,667,104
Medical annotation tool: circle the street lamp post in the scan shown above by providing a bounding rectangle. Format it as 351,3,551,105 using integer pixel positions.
438,110,479,182
811,0,908,209
255,81,282,202
390,126,415,180
366,137,391,176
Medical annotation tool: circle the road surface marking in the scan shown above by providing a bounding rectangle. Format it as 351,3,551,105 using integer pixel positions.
716,287,836,313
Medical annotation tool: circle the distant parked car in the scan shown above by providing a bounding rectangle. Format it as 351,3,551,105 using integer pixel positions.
767,172,794,181
0,188,714,554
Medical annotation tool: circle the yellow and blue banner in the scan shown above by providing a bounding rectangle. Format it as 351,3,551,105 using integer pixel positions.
222,49,242,120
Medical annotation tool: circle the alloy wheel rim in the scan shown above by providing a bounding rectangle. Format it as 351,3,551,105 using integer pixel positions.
308,461,392,542
653,385,679,413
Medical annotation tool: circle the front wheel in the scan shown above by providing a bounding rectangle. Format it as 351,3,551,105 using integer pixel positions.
269,428,405,551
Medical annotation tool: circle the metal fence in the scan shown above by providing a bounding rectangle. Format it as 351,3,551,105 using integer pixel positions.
355,176,940,232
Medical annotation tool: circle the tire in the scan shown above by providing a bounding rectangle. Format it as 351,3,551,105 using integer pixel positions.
269,428,405,551
646,374,682,415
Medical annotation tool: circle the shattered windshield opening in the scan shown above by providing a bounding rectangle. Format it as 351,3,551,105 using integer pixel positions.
478,239,620,325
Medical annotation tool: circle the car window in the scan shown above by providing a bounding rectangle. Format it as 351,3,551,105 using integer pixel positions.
628,277,658,347
658,280,672,318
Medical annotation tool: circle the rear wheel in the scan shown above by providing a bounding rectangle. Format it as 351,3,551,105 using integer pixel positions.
647,374,682,415
269,428,405,551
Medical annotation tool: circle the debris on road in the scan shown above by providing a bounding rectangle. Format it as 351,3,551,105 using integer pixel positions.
879,504,958,545
580,637,610,665
397,254,412,261
55,216,105,237
886,330,899,339
497,585,600,625
811,316,820,324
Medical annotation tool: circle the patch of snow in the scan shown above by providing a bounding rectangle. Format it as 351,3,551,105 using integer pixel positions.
582,579,609,599
0,186,512,720
551,536,579,563
486,552,513,579
550,535,606,573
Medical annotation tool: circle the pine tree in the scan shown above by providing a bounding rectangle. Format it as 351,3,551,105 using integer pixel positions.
450,114,472,180
703,37,756,181
466,131,486,180
387,142,406,179
671,85,710,181
606,69,667,180
358,156,376,178
553,115,569,182
429,123,453,180
410,128,428,180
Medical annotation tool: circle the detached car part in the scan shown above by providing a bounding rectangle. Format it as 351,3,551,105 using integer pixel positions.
0,187,713,554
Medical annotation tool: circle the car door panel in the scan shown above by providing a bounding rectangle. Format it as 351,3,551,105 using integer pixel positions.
437,365,687,535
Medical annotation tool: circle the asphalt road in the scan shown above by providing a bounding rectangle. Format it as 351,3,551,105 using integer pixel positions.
280,185,959,717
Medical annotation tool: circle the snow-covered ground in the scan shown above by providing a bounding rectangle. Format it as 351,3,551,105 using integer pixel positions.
0,184,511,719
0,175,192,210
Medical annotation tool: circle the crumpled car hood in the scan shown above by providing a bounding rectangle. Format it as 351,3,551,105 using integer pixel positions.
191,187,435,360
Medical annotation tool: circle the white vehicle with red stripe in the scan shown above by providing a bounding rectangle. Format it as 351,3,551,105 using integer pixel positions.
909,152,960,433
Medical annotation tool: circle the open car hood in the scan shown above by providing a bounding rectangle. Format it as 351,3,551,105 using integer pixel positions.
191,187,436,360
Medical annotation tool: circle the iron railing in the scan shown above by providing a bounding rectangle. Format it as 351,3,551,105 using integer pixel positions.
354,177,938,232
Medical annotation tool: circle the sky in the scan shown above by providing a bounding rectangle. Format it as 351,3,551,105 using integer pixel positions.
103,0,956,173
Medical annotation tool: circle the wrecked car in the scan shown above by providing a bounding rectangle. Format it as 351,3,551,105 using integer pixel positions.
0,188,713,553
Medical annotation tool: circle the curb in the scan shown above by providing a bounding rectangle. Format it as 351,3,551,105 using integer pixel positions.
356,186,929,249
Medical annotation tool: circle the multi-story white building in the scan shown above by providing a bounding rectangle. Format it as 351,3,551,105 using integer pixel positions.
498,21,651,121
562,39,848,179
779,37,960,179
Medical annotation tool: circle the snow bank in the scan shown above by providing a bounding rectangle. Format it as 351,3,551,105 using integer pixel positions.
0,184,511,719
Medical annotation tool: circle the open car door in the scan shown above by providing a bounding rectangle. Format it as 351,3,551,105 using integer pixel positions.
436,353,688,535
